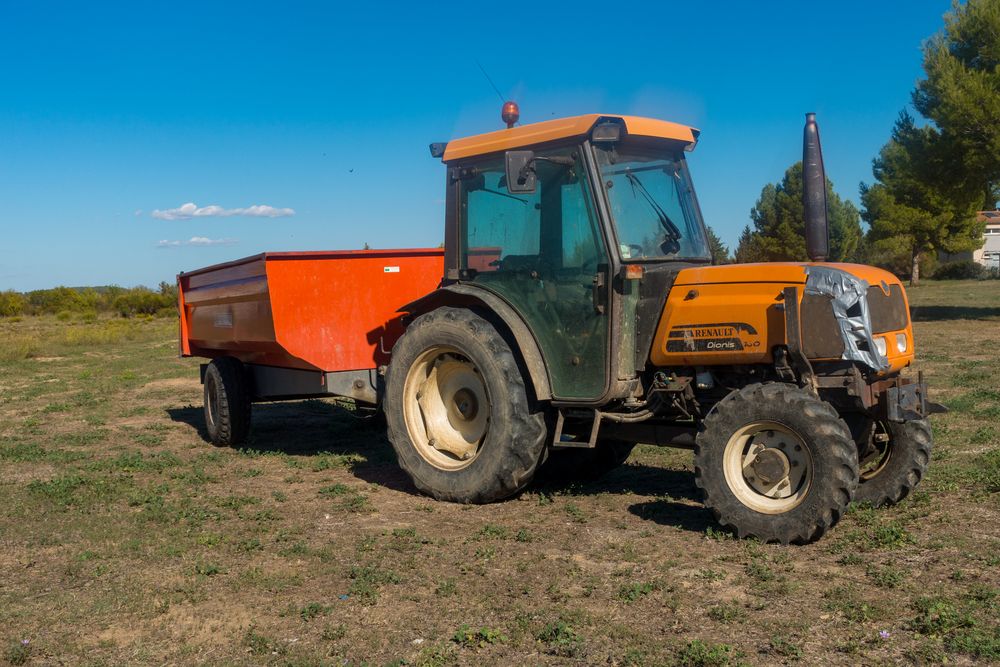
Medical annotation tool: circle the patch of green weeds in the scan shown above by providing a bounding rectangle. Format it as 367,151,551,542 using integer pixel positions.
299,602,331,621
705,526,733,541
536,621,584,658
866,563,907,589
564,502,587,523
475,523,509,540
310,452,364,472
348,565,400,602
243,626,284,657
193,562,222,577
767,635,802,660
435,578,457,597
617,580,659,603
5,639,30,665
708,602,746,623
451,624,507,648
0,442,85,464
674,639,742,666
823,585,879,624
93,450,182,473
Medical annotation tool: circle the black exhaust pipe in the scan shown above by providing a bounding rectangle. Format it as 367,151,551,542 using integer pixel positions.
802,112,829,262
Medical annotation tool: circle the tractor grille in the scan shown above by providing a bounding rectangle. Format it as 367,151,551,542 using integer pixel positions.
801,293,845,359
867,284,908,333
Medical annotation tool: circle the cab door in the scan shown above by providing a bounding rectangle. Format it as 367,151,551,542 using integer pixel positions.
455,146,611,400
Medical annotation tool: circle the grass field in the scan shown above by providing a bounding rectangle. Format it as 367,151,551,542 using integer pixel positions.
1,280,998,666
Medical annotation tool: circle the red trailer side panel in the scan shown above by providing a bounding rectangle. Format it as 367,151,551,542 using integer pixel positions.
265,249,443,371
178,249,443,372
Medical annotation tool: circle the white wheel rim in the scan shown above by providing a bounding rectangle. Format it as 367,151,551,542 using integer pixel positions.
722,421,813,514
402,346,489,471
860,421,892,481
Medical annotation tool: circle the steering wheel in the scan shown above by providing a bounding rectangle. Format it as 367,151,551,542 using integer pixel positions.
625,243,645,260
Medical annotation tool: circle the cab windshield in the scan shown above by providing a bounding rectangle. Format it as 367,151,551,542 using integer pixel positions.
594,141,711,261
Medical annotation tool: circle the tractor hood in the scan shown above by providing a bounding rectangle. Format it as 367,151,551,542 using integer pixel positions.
652,262,914,375
672,262,903,290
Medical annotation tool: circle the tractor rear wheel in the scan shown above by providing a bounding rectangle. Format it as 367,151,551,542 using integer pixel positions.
203,357,252,447
384,307,547,503
853,418,932,507
695,383,858,544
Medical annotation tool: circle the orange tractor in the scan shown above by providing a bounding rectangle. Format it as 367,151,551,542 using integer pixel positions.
178,106,941,543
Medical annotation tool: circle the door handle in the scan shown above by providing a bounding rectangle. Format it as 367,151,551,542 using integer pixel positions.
592,272,606,314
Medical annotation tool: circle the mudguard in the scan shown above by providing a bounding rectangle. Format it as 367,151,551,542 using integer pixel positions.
397,284,553,401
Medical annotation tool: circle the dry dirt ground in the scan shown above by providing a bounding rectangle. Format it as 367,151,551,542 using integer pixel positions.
0,280,998,666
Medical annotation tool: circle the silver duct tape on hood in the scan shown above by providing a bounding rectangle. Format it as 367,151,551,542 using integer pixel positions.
804,265,889,372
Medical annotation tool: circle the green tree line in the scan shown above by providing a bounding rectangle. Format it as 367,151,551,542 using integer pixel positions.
0,282,178,318
731,0,998,284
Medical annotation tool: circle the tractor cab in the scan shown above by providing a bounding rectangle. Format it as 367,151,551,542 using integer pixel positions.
431,112,711,403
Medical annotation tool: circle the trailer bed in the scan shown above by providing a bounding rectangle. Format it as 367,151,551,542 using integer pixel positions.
178,248,444,376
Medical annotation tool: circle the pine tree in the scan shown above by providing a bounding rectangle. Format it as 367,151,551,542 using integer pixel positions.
914,0,1000,209
733,225,767,263
705,226,731,264
735,163,862,263
861,112,982,285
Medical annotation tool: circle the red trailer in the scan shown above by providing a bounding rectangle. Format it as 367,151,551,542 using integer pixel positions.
178,248,443,410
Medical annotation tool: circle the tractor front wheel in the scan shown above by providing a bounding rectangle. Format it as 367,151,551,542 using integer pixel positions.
384,307,547,503
853,418,932,507
695,383,858,544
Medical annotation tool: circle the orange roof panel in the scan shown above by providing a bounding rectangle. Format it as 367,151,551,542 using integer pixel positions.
442,114,699,162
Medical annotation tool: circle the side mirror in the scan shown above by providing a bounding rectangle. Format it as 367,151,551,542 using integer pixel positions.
505,150,536,194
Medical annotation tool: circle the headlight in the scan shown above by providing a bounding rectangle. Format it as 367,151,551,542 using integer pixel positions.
896,333,908,353
874,336,888,357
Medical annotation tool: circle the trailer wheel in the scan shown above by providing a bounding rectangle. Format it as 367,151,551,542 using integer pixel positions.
695,383,858,544
203,357,252,447
853,419,932,507
537,440,636,483
384,307,547,503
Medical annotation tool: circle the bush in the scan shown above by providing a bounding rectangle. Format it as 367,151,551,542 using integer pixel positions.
0,284,178,318
934,261,984,280
0,290,26,317
113,288,175,318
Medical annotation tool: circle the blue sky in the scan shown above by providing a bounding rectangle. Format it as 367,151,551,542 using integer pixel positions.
0,1,951,290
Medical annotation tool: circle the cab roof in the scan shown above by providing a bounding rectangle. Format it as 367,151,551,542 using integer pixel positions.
441,113,700,162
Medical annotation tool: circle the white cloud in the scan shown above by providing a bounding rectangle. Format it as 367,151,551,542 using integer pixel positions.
156,237,236,249
152,202,295,221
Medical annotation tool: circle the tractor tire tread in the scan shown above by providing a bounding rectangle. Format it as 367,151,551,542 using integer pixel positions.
694,382,858,545
204,357,251,447
384,307,547,504
854,419,932,507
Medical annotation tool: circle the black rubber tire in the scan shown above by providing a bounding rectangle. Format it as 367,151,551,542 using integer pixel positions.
203,357,252,447
694,382,858,544
853,419,932,507
384,307,548,503
537,440,636,483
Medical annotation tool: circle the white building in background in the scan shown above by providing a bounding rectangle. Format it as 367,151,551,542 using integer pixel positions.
939,210,1000,268
977,211,1000,269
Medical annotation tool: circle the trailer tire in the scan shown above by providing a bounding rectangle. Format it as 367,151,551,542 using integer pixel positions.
853,419,932,507
385,307,547,503
203,357,252,447
695,382,858,544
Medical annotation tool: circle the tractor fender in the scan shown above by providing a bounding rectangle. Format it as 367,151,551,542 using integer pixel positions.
397,284,552,402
